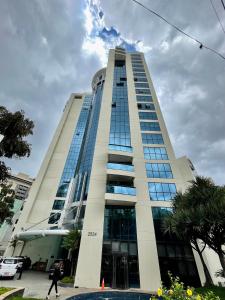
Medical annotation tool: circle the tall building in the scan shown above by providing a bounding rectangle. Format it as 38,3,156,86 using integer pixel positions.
6,47,223,290
0,172,33,255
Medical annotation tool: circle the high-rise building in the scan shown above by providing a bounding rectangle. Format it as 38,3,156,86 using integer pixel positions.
0,172,33,255
6,47,223,290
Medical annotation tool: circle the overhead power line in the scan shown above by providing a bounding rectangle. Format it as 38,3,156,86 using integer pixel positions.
221,0,225,10
130,0,225,61
210,0,225,36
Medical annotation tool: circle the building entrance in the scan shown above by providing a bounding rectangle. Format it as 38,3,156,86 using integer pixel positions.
112,254,128,289
101,206,140,289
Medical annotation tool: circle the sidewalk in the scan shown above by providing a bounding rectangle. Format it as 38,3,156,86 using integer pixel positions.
0,271,98,299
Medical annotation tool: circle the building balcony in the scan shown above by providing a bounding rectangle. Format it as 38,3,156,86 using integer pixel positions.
108,145,133,164
107,163,135,180
105,185,137,205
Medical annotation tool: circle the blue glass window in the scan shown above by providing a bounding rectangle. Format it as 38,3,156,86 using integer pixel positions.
56,95,92,197
146,163,173,178
136,89,151,95
139,112,157,120
52,200,65,210
140,122,160,131
135,82,149,88
148,182,176,201
107,163,134,172
142,133,164,144
144,147,168,160
136,95,152,102
109,144,133,152
109,60,131,148
106,185,136,196
137,103,155,110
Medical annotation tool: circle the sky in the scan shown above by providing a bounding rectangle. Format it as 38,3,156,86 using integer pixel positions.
0,0,225,185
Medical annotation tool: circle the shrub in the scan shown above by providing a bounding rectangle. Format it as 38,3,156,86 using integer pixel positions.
60,276,74,284
151,273,220,300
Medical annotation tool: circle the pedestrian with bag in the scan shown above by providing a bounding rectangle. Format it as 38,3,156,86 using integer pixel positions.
46,263,61,299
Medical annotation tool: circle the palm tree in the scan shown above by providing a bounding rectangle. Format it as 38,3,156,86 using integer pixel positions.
186,177,225,277
163,194,213,285
62,229,81,275
164,176,225,281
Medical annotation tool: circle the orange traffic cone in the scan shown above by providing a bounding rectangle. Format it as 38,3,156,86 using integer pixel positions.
101,278,105,290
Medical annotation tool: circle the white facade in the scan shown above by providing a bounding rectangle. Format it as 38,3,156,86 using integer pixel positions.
6,48,223,290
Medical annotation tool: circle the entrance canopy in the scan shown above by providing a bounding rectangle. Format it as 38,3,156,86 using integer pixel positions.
15,229,69,241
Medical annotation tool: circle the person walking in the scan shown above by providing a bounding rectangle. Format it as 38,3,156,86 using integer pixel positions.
17,262,23,280
46,263,61,299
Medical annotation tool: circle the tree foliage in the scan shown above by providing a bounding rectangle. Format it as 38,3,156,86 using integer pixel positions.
62,229,81,276
0,106,34,225
62,229,81,252
0,183,15,225
0,106,34,161
163,176,225,282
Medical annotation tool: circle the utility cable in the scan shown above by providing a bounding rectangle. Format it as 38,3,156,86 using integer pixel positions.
210,0,225,36
221,0,225,10
130,0,225,61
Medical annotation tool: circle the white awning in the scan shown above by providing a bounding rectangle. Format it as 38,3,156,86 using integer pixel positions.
14,229,69,241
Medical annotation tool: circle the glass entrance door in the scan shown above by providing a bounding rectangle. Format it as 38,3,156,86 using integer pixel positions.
101,206,140,289
112,254,129,289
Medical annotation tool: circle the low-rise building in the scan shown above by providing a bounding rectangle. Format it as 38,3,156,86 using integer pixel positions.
0,172,34,255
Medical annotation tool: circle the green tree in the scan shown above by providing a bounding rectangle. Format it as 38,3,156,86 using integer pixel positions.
0,106,34,224
184,177,225,277
164,176,225,281
0,183,15,225
163,192,213,285
62,229,81,275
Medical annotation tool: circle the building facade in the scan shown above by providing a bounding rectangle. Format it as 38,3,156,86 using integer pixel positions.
6,47,223,290
0,172,33,255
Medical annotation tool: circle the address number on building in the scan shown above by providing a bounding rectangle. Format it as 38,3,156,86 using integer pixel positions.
88,231,97,237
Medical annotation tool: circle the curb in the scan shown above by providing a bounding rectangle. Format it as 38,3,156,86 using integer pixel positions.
0,287,25,300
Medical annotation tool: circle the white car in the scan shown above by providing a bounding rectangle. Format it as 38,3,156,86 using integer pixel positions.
0,257,20,279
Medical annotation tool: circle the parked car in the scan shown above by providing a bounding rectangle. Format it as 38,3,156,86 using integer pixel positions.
15,256,31,270
49,259,64,280
0,257,20,279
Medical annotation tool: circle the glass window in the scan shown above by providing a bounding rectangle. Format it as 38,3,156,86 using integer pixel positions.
146,163,173,178
135,82,149,88
136,89,151,95
52,199,65,210
133,67,145,72
137,103,155,110
133,72,146,77
136,95,152,102
107,163,134,172
143,147,168,160
152,207,173,219
48,212,61,224
148,182,177,201
142,133,164,144
140,122,160,131
106,185,136,196
134,77,148,82
139,112,157,120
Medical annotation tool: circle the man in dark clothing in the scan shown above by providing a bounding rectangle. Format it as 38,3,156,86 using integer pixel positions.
46,263,61,299
17,262,23,280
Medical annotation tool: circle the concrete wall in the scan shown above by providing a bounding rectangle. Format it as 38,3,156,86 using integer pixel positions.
4,94,84,257
75,53,114,288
